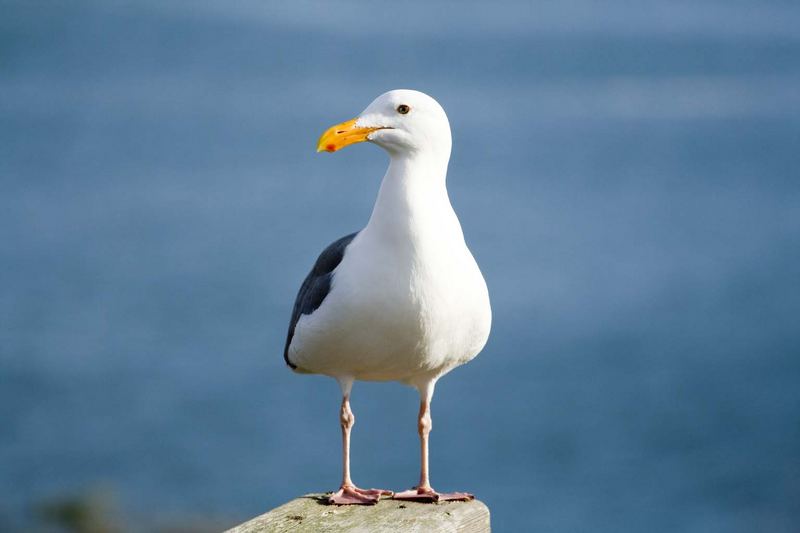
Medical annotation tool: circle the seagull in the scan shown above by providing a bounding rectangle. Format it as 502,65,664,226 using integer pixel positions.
284,90,491,505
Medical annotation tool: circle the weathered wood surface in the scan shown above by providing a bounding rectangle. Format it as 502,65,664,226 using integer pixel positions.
225,493,490,533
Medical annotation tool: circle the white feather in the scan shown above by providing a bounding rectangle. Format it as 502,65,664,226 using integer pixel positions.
288,90,491,387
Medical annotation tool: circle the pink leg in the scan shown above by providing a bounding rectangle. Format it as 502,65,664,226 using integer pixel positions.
393,387,475,503
328,392,393,505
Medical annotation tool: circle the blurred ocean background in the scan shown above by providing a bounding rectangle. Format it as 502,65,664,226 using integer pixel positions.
2,1,799,531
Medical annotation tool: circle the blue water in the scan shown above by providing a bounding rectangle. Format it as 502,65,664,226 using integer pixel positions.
2,1,799,531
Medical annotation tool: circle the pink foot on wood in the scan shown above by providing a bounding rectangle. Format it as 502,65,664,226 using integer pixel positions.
392,487,474,503
327,485,394,505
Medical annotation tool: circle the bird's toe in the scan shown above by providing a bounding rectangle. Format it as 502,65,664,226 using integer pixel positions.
392,487,474,503
328,485,389,505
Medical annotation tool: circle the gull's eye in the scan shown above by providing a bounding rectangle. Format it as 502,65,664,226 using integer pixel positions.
396,104,411,115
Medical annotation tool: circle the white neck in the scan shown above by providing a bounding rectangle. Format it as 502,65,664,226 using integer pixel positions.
364,151,461,246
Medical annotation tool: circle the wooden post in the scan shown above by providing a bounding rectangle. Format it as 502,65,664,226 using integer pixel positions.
226,494,491,532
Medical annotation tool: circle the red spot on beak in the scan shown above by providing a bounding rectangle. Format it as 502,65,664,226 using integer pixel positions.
326,144,336,152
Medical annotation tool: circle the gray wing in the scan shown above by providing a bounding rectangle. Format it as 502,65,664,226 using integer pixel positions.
284,232,358,369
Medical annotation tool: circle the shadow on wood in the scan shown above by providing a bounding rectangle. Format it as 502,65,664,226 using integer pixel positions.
225,493,491,532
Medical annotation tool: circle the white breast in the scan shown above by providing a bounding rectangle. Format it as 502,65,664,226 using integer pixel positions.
289,228,490,382
288,152,491,383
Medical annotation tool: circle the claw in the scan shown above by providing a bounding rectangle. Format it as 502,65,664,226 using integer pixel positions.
328,485,393,505
393,487,474,503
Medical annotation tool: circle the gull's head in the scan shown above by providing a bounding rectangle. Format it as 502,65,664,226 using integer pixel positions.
317,89,451,159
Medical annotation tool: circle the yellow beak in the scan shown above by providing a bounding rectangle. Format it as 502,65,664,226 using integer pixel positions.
317,118,384,153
